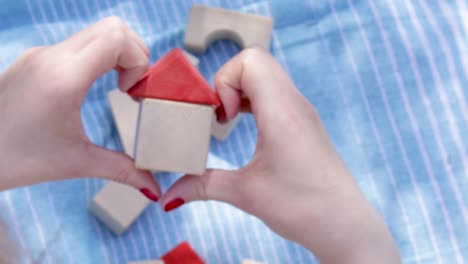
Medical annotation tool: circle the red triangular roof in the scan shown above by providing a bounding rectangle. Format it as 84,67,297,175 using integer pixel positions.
128,48,220,107
161,242,205,264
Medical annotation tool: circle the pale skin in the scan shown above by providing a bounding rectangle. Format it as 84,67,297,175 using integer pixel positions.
0,17,400,263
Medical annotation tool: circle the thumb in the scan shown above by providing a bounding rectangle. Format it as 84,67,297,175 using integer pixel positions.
161,169,243,212
214,48,299,123
83,144,161,202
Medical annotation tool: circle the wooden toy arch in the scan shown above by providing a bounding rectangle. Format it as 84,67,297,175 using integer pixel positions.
184,5,273,54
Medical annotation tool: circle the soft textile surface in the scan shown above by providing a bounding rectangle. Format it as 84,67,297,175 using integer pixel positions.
1,0,467,263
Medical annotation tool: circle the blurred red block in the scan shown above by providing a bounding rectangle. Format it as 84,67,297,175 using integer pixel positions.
162,242,205,264
128,48,220,107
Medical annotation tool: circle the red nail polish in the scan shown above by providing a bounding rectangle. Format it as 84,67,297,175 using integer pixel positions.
164,198,185,212
216,105,227,123
139,188,159,202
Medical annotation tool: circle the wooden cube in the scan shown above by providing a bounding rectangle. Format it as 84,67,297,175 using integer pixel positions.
89,182,150,235
134,99,213,175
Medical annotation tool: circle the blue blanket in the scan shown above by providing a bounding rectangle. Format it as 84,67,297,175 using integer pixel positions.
0,0,467,263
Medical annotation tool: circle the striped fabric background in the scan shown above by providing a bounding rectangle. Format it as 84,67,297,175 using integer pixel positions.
0,0,467,263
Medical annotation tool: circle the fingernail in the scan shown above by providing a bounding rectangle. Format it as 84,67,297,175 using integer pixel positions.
164,198,185,212
139,188,159,202
216,105,227,123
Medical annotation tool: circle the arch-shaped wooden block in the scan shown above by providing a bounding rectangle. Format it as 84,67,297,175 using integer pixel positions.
184,5,273,54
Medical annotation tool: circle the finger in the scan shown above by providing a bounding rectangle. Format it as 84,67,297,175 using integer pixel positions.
114,37,150,91
83,145,161,201
161,169,243,212
214,47,298,122
74,26,149,93
124,25,150,57
59,16,149,56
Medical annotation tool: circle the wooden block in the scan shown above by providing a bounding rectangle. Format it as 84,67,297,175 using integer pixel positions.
89,181,150,235
184,5,273,54
162,242,205,264
134,99,213,175
128,261,164,264
108,89,140,157
109,49,199,157
242,260,265,264
211,115,241,140
183,50,200,68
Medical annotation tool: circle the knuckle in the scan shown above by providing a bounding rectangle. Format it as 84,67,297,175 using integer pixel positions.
103,16,127,42
104,16,126,29
108,29,126,48
106,16,126,37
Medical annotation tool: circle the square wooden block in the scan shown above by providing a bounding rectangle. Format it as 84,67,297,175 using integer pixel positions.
134,99,213,175
89,181,150,235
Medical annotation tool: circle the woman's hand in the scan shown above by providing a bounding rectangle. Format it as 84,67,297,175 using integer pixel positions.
161,49,400,263
0,17,161,200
